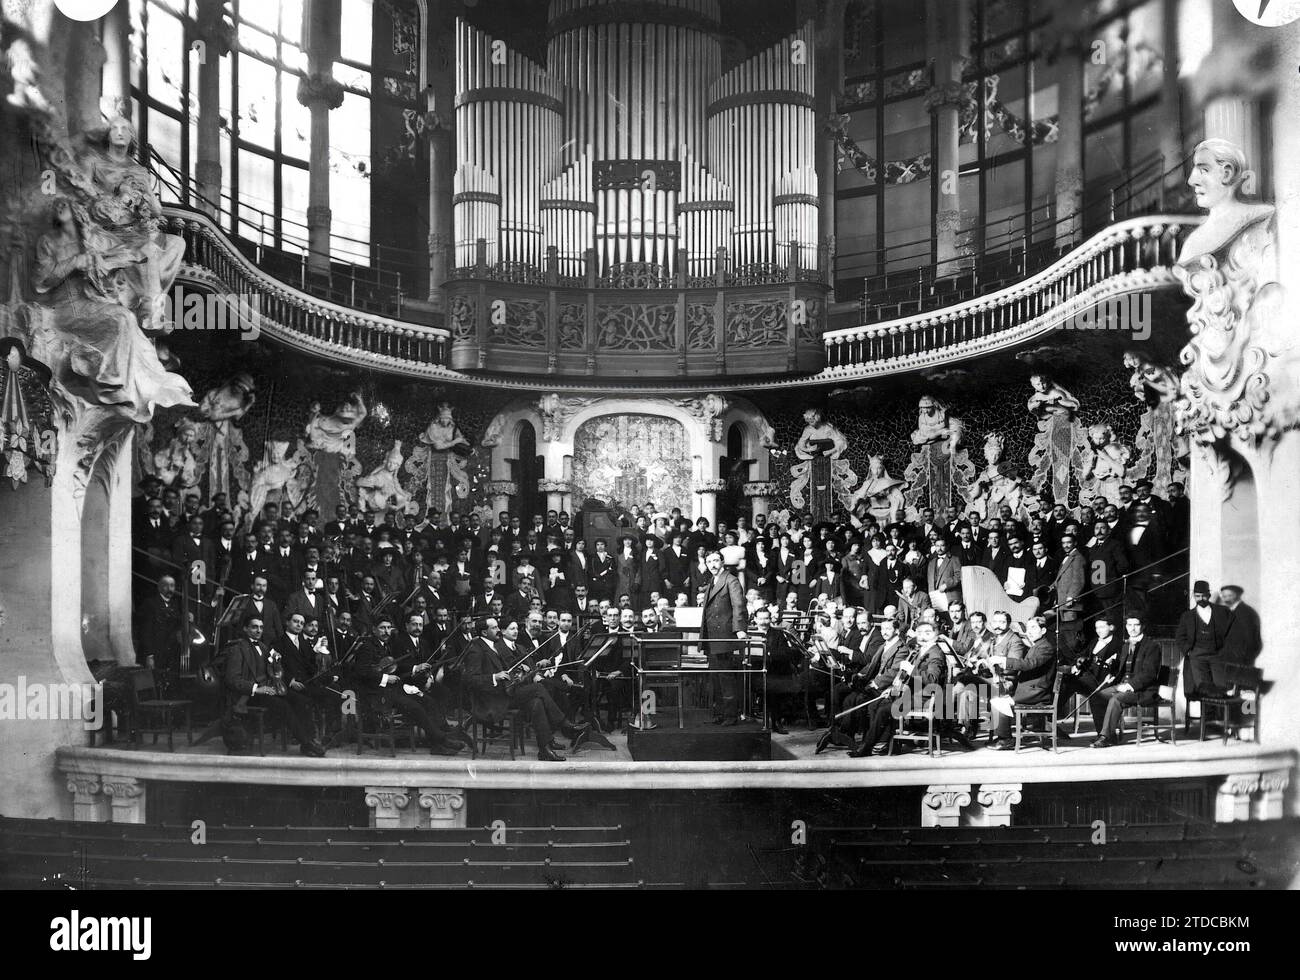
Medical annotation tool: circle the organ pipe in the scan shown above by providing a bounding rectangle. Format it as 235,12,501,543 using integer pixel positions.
453,3,818,280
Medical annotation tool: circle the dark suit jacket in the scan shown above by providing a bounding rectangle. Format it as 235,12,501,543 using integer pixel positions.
1222,603,1262,666
1174,604,1231,656
135,592,183,663
171,534,216,577
1009,636,1056,705
588,553,617,597
228,595,283,646
1112,635,1162,700
222,637,272,713
660,548,691,593
275,632,315,686
282,588,325,627
463,637,511,722
701,569,745,639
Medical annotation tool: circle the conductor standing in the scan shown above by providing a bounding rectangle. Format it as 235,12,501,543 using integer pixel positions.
702,551,747,725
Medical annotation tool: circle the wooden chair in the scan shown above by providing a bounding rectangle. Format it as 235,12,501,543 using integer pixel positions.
1013,672,1063,753
238,705,289,756
890,691,940,757
129,669,194,751
1125,665,1179,745
355,700,417,757
1198,664,1264,744
470,710,527,760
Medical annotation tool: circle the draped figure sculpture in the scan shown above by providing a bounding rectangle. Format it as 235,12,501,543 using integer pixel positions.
967,433,1026,520
357,441,414,514
903,395,973,517
1025,373,1081,506
407,403,471,516
789,407,855,521
32,196,193,425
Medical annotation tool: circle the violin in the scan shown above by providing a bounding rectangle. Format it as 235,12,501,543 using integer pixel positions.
266,648,288,696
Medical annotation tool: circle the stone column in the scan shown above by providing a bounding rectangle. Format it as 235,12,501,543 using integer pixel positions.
99,0,132,120
538,480,571,517
924,0,969,271
1051,3,1086,248
814,0,848,290
743,481,778,520
1254,770,1290,821
1188,1,1270,190
921,784,972,828
297,0,345,277
422,0,456,307
485,480,518,519
102,776,146,824
364,786,416,829
971,783,1023,827
418,787,467,828
1215,773,1260,823
695,479,725,527
193,0,230,218
66,774,108,823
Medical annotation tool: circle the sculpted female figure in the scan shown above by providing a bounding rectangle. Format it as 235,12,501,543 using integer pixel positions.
80,115,186,330
32,197,192,422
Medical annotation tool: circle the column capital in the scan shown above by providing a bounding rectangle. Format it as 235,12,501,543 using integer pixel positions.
306,205,332,228
974,782,1023,827
297,72,346,110
364,786,414,828
743,481,779,498
102,775,145,823
190,0,234,59
695,479,727,495
485,480,518,496
537,479,572,494
417,787,467,827
922,783,972,827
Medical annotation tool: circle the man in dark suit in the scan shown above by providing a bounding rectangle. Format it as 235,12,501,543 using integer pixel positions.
980,528,1008,579
282,571,325,627
222,614,324,756
1091,614,1163,747
462,618,571,761
1123,503,1166,618
265,528,300,604
992,614,1055,750
135,574,185,676
1055,616,1122,740
701,551,747,724
1051,533,1087,657
171,514,216,578
1086,520,1130,628
352,615,464,755
227,575,284,647
925,538,963,618
1219,585,1262,666
1174,579,1232,697
1002,536,1034,604
212,519,237,589
848,620,947,757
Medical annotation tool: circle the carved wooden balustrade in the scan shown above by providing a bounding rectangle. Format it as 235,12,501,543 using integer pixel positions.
821,215,1203,379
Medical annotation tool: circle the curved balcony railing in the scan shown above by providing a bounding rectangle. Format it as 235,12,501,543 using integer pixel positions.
167,208,455,374
821,214,1201,378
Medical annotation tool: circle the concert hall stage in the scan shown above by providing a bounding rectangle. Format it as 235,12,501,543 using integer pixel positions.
54,736,1293,824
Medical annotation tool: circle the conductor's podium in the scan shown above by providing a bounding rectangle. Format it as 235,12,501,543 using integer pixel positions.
625,635,772,762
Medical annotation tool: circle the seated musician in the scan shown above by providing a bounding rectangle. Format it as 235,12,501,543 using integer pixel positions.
463,618,583,762
519,610,578,720
753,607,800,734
950,609,994,739
817,609,882,751
848,620,946,758
590,608,639,731
990,614,1056,751
222,614,326,757
353,614,466,755
1054,616,1121,742
276,613,340,714
1089,615,1163,748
